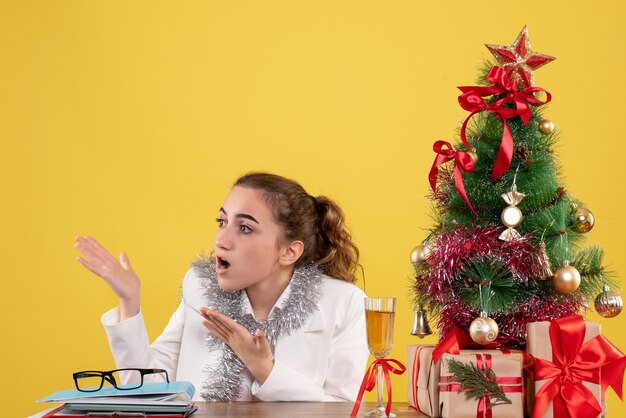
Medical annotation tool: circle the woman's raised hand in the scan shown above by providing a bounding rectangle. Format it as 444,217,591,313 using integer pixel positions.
74,236,141,320
199,308,274,384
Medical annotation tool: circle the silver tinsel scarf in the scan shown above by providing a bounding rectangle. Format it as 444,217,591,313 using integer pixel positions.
190,257,323,401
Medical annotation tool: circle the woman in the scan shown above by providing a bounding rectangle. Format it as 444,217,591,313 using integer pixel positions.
74,172,368,402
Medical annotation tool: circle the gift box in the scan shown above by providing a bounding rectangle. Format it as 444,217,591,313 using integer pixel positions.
527,318,601,418
438,351,524,418
526,316,626,418
407,345,441,417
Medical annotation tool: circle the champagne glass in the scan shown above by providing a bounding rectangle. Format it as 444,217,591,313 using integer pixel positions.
364,297,396,417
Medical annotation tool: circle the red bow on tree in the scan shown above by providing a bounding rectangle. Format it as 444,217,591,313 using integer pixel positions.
457,66,551,180
532,315,626,418
429,140,477,217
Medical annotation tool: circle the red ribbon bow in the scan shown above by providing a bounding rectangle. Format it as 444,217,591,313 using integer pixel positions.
429,140,477,216
532,315,626,418
432,327,475,364
431,326,503,364
351,358,406,417
457,66,551,180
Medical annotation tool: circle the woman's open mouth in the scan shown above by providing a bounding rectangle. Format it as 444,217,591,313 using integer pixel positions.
216,256,231,274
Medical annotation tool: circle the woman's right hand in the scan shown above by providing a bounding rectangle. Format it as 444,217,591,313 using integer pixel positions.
74,236,141,320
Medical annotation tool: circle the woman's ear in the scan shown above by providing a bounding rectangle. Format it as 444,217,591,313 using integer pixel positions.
279,240,304,267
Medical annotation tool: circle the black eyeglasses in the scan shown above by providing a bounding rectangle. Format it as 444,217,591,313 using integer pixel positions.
73,368,170,392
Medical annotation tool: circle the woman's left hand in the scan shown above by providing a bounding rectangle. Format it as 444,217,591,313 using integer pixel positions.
199,308,273,384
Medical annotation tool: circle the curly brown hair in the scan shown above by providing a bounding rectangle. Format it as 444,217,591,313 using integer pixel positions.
234,172,361,283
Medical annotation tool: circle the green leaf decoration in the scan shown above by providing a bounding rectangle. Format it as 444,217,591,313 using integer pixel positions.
446,358,512,408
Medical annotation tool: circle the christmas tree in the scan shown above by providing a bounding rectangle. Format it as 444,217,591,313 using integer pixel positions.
411,26,623,348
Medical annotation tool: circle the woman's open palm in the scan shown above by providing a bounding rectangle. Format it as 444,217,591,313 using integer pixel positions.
199,308,274,384
74,236,140,304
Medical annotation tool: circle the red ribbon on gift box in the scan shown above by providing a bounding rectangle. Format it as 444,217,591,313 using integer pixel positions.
457,66,551,180
410,346,424,412
351,358,406,417
410,345,435,413
532,315,626,418
439,353,522,418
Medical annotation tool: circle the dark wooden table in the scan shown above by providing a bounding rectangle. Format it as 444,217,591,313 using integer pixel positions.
192,402,426,417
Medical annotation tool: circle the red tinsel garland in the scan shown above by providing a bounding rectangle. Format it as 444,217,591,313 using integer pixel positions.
414,224,585,348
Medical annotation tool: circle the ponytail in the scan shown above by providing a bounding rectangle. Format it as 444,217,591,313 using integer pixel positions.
312,196,360,283
234,172,361,283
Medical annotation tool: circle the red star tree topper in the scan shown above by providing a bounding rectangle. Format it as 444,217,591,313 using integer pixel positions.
485,25,555,89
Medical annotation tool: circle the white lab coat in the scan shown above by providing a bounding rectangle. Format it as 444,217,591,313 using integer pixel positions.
102,268,369,402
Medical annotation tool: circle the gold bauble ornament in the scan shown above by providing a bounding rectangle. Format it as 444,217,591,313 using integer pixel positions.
538,119,556,134
552,261,581,293
595,285,623,318
469,313,499,345
572,207,595,233
410,244,431,267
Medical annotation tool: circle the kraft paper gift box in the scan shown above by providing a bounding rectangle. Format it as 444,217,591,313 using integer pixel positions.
407,345,441,417
526,318,605,418
438,351,524,418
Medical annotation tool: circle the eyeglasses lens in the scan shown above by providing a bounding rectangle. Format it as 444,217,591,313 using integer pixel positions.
110,370,142,389
75,372,104,392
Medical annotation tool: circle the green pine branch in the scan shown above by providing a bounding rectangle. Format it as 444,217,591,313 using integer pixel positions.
573,246,620,296
456,257,529,313
446,358,512,408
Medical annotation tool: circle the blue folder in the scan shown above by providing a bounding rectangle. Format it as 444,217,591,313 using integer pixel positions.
38,381,195,405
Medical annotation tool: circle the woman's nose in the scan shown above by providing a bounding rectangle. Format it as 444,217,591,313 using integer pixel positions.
214,225,232,250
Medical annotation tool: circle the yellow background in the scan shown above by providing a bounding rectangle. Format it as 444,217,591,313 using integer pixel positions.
2,1,625,416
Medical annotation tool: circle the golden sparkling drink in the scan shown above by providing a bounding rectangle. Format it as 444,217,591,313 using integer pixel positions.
366,310,395,358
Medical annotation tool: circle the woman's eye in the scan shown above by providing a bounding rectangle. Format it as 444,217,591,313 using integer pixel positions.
240,225,253,234
216,218,226,227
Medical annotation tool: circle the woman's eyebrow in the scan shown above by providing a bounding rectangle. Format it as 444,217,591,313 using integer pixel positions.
219,208,259,224
236,213,259,224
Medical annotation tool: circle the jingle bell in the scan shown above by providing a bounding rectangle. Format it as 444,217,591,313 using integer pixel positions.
410,308,433,338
